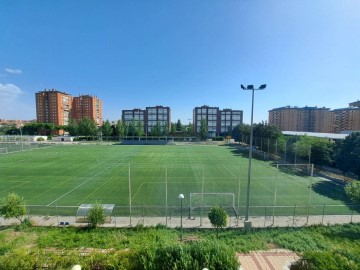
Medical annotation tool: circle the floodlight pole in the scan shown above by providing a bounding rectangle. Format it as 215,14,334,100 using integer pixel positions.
241,84,266,230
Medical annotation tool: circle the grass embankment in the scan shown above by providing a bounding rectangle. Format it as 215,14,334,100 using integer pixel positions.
0,223,359,269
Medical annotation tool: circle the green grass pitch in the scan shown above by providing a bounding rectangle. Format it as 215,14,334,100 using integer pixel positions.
0,144,352,216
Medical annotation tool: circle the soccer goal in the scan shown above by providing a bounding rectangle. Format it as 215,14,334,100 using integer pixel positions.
0,147,8,154
276,163,314,177
271,163,314,222
189,192,237,218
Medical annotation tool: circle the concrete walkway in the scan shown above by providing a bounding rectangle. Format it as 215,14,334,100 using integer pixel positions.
237,249,300,270
2,214,358,228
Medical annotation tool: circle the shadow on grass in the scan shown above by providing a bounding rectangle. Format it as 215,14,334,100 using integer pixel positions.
311,180,360,213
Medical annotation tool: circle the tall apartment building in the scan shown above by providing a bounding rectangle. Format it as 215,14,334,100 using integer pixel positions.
36,90,103,134
268,106,331,133
36,89,73,126
72,95,103,126
122,109,146,126
330,104,360,133
121,106,171,134
193,105,243,137
193,106,219,137
146,106,171,133
349,100,360,108
220,109,243,134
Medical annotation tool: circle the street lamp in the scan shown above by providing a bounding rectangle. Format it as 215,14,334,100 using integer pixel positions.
241,84,266,230
178,193,184,241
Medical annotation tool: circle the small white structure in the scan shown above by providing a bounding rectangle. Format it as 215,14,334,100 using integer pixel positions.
52,136,75,142
76,204,115,223
33,136,48,141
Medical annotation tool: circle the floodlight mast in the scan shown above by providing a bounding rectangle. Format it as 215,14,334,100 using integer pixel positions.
241,84,266,230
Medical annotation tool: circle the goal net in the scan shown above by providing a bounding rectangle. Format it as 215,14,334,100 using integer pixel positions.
189,192,236,217
0,147,8,154
276,163,314,177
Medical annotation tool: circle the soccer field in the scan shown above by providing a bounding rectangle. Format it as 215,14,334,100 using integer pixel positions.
0,144,351,216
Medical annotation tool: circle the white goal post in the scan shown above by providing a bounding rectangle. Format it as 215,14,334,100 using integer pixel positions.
0,147,8,154
189,192,237,217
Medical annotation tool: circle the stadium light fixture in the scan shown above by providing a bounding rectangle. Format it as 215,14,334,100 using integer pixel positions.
241,84,266,230
178,193,184,241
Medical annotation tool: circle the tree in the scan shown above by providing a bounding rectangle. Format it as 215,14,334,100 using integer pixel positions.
170,123,177,134
66,118,79,136
208,206,227,237
87,202,106,228
5,125,20,135
114,120,125,138
199,118,208,141
127,120,136,136
186,122,194,136
231,124,250,143
101,120,112,138
78,118,98,136
344,181,360,203
22,123,39,135
162,122,169,136
135,121,144,137
0,193,27,224
150,122,162,136
309,138,334,166
176,119,183,131
336,132,360,179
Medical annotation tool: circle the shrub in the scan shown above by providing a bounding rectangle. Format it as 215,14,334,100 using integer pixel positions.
208,207,227,237
0,193,27,224
135,241,239,270
87,202,106,228
292,249,360,270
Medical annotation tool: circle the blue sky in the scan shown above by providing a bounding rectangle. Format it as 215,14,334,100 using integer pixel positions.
0,0,359,124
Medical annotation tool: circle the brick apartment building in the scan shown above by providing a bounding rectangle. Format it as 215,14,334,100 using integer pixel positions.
35,89,103,134
121,106,171,134
330,106,360,133
193,105,243,137
36,90,73,127
268,106,331,133
269,101,360,133
72,95,103,126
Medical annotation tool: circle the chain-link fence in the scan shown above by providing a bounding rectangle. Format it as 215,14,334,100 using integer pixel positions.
10,203,358,228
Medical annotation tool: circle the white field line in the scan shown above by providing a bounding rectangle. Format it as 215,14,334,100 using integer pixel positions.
47,162,120,206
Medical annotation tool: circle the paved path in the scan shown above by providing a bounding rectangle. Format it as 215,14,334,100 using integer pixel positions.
2,214,358,228
237,249,300,270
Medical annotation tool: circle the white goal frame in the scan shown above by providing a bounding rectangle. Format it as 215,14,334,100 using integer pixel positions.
189,192,236,217
272,163,314,223
0,147,8,154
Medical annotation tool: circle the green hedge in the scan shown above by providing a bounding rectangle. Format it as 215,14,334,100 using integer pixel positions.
292,249,360,270
135,241,239,270
0,241,239,270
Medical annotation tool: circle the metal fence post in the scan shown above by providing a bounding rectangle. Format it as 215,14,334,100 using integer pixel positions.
264,206,267,227
306,204,310,225
292,205,296,227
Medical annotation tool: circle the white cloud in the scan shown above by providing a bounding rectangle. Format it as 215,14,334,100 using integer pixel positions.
0,83,23,98
0,83,34,119
5,68,22,74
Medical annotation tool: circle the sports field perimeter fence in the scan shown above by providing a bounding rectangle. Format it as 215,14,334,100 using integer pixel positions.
14,203,360,228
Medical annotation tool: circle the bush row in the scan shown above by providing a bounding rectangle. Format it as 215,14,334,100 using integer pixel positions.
291,249,360,270
0,241,239,270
